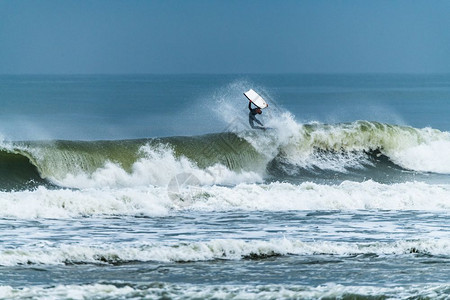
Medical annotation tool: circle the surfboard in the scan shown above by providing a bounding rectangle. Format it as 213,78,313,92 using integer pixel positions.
244,89,268,109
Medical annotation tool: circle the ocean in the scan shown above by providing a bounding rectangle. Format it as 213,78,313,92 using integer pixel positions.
0,74,449,299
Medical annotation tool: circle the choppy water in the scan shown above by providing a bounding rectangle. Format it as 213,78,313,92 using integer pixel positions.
0,74,450,299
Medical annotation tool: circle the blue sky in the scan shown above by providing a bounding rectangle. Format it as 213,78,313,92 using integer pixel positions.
1,0,449,74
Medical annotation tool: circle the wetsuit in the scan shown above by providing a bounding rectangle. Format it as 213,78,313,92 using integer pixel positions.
248,101,264,129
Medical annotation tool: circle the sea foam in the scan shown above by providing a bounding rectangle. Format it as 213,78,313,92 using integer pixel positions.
1,282,450,300
1,238,449,266
0,181,449,219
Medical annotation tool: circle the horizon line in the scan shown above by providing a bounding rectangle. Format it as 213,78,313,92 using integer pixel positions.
1,71,450,76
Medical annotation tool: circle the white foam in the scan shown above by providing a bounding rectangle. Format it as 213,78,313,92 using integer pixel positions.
51,144,262,189
0,186,171,219
389,138,450,173
186,180,450,211
1,180,450,219
0,284,136,300
238,115,450,174
297,121,450,174
2,283,450,300
232,115,377,173
0,238,449,266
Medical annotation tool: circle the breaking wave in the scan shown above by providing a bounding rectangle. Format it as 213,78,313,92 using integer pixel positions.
1,238,449,266
1,181,449,219
2,282,450,300
1,118,450,191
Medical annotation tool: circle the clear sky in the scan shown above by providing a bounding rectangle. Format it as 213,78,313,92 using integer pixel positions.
1,0,449,74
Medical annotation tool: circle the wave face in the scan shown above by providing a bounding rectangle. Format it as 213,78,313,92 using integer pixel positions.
1,118,450,190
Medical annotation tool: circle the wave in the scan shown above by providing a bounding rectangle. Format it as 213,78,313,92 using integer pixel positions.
1,282,450,300
1,119,450,190
1,181,449,219
1,238,449,266
0,137,263,190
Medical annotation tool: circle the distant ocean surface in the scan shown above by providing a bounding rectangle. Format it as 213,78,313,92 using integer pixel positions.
0,74,449,299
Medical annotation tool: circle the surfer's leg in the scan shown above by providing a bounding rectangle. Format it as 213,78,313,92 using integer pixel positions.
249,116,255,129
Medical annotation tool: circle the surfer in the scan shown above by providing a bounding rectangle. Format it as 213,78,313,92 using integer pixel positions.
248,100,264,129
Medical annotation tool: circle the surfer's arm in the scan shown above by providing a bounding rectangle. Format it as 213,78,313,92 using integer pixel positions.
248,101,252,111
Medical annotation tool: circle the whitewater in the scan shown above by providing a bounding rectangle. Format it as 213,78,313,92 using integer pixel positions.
0,74,449,299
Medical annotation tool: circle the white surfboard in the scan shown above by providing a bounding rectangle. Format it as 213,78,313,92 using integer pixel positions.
244,89,268,109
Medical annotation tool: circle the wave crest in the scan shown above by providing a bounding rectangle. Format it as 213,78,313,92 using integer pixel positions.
1,120,450,190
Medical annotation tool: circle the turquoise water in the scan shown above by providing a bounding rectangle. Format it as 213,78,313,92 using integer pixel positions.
0,74,450,299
